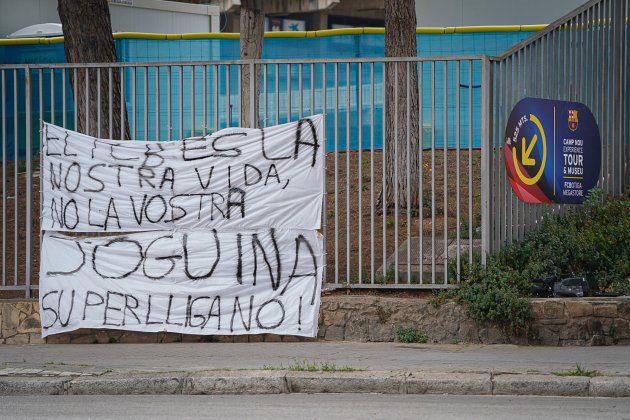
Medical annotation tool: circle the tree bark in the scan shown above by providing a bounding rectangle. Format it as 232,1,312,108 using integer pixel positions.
383,0,420,209
240,2,264,128
58,0,129,140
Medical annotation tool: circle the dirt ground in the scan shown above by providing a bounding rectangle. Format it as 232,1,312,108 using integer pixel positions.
0,149,481,298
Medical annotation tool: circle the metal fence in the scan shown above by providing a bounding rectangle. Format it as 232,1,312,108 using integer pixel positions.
483,0,629,254
2,0,627,298
0,56,485,297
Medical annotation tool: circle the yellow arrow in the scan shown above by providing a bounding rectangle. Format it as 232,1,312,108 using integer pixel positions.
512,114,547,186
521,134,537,166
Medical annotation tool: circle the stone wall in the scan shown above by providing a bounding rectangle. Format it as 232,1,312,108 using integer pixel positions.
2,297,630,346
0,300,44,345
318,296,630,346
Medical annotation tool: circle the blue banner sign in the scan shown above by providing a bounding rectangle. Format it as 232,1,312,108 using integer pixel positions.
504,98,601,204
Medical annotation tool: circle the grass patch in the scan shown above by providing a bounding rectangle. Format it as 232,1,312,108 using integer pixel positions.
552,364,598,378
396,326,428,343
262,360,362,372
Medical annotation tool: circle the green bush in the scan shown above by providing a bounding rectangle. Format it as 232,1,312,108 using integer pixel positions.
455,260,533,336
444,191,630,337
496,190,630,293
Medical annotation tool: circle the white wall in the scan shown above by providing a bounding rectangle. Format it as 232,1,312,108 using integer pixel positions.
415,0,586,27
0,0,59,38
0,0,220,38
108,5,212,33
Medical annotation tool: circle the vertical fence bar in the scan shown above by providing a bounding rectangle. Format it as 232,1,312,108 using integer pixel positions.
97,68,102,139
155,67,161,141
382,61,387,283
263,64,268,127
191,66,196,136
418,61,424,284
179,66,184,138
613,0,623,195
310,63,315,116
481,58,491,264
214,65,219,131
358,63,363,284
62,68,67,128
370,63,375,284
50,69,55,126
73,68,78,133
322,64,327,284
1,70,6,286
108,68,113,139
455,60,461,281
167,66,172,140
275,64,280,126
506,55,514,246
287,64,292,123
468,61,473,263
393,63,399,284
495,59,504,253
249,62,255,128
298,64,303,120
131,67,136,139
13,69,19,286
346,63,351,283
628,0,629,189
39,68,44,295
405,61,411,284
430,62,436,282
85,68,90,136
120,66,126,140
226,65,231,127
442,61,448,284
202,65,207,135
24,68,32,297
334,63,339,284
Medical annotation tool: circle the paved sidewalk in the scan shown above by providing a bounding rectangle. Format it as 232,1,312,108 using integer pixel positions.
1,342,630,397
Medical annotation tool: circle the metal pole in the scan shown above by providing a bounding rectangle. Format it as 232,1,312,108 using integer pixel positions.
24,68,32,297
480,58,492,264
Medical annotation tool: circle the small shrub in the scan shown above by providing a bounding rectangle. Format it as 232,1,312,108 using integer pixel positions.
396,326,428,343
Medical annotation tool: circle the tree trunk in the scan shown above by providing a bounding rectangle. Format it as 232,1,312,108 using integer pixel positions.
58,0,130,140
240,2,264,128
383,0,420,209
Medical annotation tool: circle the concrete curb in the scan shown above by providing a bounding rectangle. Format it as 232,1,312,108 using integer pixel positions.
1,371,630,397
492,374,590,397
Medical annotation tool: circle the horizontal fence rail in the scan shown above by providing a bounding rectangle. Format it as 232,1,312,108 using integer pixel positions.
0,57,485,297
484,0,629,253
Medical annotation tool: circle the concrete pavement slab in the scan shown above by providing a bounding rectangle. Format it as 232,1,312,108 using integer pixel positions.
2,342,630,375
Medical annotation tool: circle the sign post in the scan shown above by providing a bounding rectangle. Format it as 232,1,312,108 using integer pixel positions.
504,98,601,204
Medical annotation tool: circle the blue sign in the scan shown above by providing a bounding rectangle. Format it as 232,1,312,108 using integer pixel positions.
504,98,601,204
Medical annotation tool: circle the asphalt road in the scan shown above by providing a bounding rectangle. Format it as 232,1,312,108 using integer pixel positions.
2,394,630,419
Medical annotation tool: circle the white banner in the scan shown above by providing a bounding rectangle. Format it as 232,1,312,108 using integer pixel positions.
39,229,323,337
41,116,324,232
